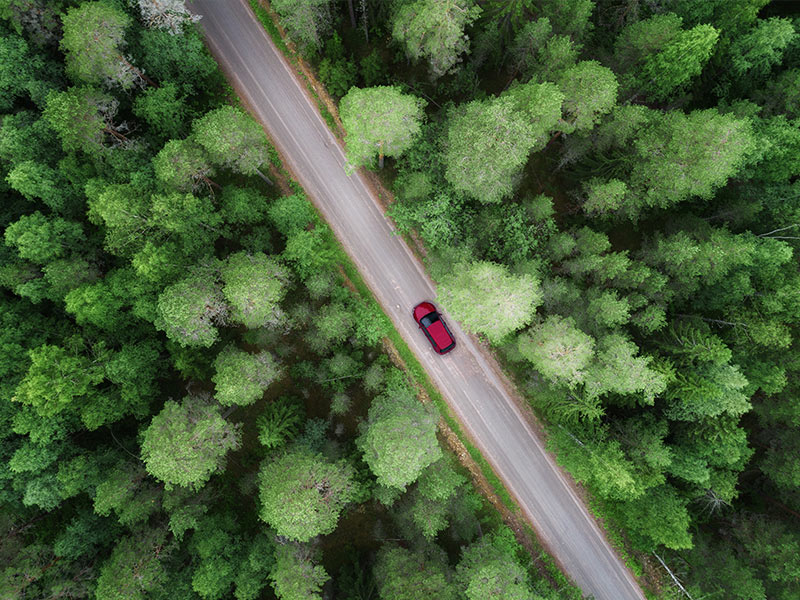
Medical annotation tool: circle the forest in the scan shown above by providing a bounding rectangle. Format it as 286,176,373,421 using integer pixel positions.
0,0,798,599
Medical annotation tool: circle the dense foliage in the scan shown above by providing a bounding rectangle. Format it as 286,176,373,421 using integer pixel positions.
0,2,573,599
312,0,799,598
2,0,799,599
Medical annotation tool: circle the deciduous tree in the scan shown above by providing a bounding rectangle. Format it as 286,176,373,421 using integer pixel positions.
270,543,329,600
155,269,227,347
518,315,594,388
340,86,425,168
271,0,332,51
258,448,357,541
141,394,241,489
357,382,441,490
439,261,542,343
192,105,272,183
392,0,481,78
213,345,281,407
444,82,563,202
374,545,457,600
220,252,289,329
60,1,151,89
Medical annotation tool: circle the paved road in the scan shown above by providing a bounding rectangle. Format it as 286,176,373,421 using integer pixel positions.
187,2,646,599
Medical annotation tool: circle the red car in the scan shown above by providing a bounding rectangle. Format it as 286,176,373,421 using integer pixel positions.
413,301,456,355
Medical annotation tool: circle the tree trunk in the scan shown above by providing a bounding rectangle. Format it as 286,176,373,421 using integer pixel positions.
360,0,369,43
378,141,384,169
255,167,273,185
347,0,356,28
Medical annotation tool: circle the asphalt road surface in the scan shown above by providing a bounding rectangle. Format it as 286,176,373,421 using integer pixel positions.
187,2,646,598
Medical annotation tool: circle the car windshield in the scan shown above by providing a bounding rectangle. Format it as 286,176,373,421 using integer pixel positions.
420,313,438,328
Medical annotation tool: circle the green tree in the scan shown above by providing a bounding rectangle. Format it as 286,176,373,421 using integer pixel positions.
133,81,190,139
42,86,123,154
439,260,542,343
4,212,85,264
271,0,332,51
13,344,104,418
192,105,273,183
340,86,425,168
220,252,289,329
357,381,441,491
557,61,618,134
392,0,482,78
258,448,358,541
638,24,718,101
444,82,563,202
60,1,151,89
455,527,534,600
729,17,796,77
257,397,304,449
5,160,76,214
518,315,595,388
155,269,227,347
153,138,216,192
614,13,718,101
0,33,41,110
141,394,242,490
212,345,281,407
270,543,329,600
374,545,458,600
94,528,168,600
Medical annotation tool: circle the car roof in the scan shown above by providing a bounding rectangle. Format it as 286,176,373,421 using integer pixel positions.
426,319,453,350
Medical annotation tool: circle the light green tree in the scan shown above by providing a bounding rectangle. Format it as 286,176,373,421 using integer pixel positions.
444,82,563,202
455,527,534,600
192,106,273,183
4,212,85,264
153,138,216,192
155,269,227,348
13,345,104,417
212,345,281,407
258,448,357,541
518,315,595,388
42,86,123,154
374,545,458,600
270,543,329,600
60,1,150,89
629,109,755,214
95,529,168,600
392,0,481,78
271,0,332,51
340,86,425,168
220,252,289,329
439,261,542,343
357,383,441,491
141,394,242,490
557,61,618,134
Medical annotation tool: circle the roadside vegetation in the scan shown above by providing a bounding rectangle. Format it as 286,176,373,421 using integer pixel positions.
261,0,800,598
0,1,580,599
